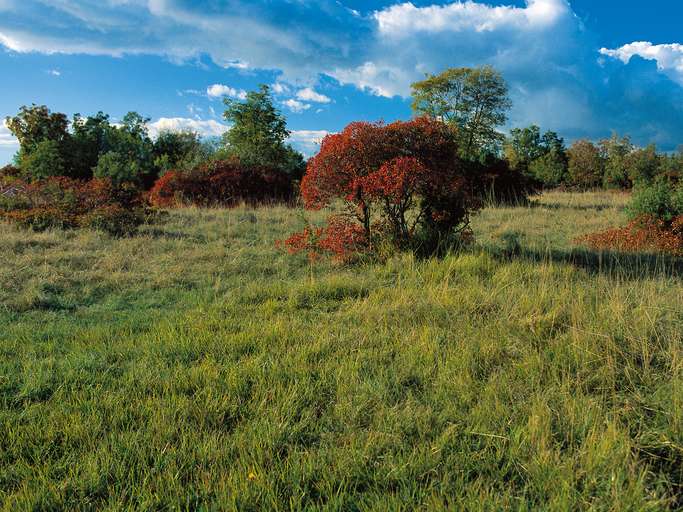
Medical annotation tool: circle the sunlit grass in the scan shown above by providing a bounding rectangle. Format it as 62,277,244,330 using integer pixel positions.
1,192,681,510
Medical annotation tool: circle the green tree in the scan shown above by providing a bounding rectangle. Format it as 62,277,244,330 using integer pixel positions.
222,85,305,177
19,139,66,180
599,134,633,189
411,66,511,159
152,130,215,174
70,112,113,179
504,126,568,187
626,144,659,186
568,140,605,189
6,105,72,180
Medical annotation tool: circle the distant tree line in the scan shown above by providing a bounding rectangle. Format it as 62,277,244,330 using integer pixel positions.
2,85,306,188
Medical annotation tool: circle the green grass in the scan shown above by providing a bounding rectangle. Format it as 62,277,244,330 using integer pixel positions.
1,191,681,510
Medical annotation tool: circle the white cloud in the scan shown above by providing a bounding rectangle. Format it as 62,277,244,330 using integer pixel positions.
47,69,61,76
206,84,247,100
148,117,228,139
600,42,683,85
271,82,290,95
283,99,310,113
0,120,18,148
288,130,329,156
296,87,331,103
374,0,570,38
331,61,413,98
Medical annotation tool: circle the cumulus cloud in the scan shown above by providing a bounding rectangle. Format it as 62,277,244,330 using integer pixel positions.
296,87,331,103
0,120,18,148
206,84,247,100
283,99,310,113
374,0,570,37
600,42,683,85
148,117,228,138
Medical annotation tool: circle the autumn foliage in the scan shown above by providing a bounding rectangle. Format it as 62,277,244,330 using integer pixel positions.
0,176,147,235
286,117,485,260
576,215,683,256
148,158,294,208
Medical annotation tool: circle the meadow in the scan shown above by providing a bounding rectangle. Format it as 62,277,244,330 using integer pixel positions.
1,191,681,510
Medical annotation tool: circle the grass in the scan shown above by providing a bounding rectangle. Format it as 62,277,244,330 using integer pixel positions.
0,191,681,510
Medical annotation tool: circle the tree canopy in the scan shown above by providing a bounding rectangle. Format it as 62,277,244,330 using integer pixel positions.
411,66,511,159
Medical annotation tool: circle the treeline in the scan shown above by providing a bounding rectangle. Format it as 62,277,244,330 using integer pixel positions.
504,128,682,190
2,85,306,188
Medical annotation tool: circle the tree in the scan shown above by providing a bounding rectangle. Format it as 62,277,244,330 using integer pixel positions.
19,140,66,180
93,151,143,185
153,130,208,174
626,144,659,186
504,126,568,187
70,112,113,179
6,105,72,180
411,66,511,159
222,85,306,177
568,140,605,189
599,134,633,189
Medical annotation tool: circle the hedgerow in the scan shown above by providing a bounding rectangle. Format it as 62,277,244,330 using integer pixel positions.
0,176,148,236
148,158,295,208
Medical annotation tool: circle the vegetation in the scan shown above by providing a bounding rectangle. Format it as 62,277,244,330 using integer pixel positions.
222,85,306,179
1,192,682,509
411,66,511,159
285,117,515,261
1,66,682,509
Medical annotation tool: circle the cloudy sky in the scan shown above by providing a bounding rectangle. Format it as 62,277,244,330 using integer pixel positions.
1,0,682,164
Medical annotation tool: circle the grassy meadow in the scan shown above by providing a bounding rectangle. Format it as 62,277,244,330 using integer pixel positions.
1,191,682,510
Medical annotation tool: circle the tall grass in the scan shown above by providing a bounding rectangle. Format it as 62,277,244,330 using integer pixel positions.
1,192,681,510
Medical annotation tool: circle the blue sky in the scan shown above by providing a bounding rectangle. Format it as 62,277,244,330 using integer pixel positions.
1,0,682,164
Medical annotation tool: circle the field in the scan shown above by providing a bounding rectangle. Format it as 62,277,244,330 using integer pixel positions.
1,191,681,510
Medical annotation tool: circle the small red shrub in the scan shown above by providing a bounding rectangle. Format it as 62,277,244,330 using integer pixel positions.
576,215,683,256
148,159,294,208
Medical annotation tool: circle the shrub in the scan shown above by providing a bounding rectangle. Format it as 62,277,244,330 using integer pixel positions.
148,158,294,208
288,117,486,260
576,215,683,256
628,179,683,222
577,179,683,256
0,177,147,236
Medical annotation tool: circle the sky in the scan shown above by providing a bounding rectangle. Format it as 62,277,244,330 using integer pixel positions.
1,0,682,164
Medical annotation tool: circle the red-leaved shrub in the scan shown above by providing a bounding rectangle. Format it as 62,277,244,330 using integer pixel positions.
0,176,147,235
286,117,483,260
148,158,294,208
576,215,683,256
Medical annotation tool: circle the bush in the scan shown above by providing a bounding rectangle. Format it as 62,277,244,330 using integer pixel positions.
628,179,683,222
148,158,294,208
286,117,487,260
0,177,147,236
577,179,683,256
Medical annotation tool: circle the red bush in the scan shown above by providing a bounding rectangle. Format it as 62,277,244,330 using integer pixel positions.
576,215,683,256
289,117,483,260
0,176,146,235
148,159,294,208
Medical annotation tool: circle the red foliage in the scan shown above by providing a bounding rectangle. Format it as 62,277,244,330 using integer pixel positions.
0,176,146,235
576,215,683,256
148,159,294,208
283,216,369,263
295,117,482,258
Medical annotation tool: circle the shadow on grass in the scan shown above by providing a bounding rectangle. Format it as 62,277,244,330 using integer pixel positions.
139,228,208,243
527,200,619,212
487,242,683,280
